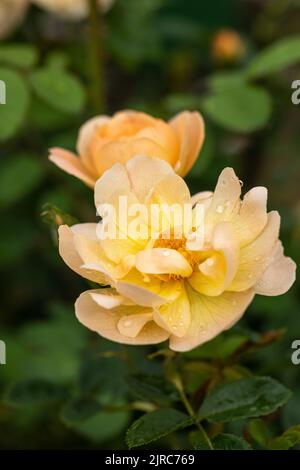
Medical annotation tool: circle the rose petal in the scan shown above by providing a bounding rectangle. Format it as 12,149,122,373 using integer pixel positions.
169,111,205,177
188,222,239,296
229,211,281,291
116,270,182,307
169,286,254,352
117,312,154,338
58,224,108,284
154,286,191,337
191,191,213,208
206,167,242,225
92,138,172,176
49,148,95,187
136,248,193,277
77,115,109,174
254,242,296,296
75,289,169,345
126,155,174,203
90,291,128,309
232,186,268,247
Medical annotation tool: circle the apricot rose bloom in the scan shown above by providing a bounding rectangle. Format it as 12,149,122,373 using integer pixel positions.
49,110,205,187
0,0,28,39
211,29,245,63
58,156,296,351
32,0,114,19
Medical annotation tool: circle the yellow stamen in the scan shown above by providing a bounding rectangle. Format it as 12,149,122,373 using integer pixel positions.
154,231,206,279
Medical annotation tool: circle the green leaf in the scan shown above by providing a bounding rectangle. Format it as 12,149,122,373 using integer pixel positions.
0,154,44,208
268,426,300,450
164,93,202,114
248,419,269,447
0,44,38,68
213,433,251,450
209,72,247,91
198,377,291,423
79,347,128,400
30,96,75,131
202,84,272,133
4,303,88,384
30,67,85,114
184,332,247,360
0,217,33,268
61,397,101,424
69,410,130,443
46,51,69,70
5,379,65,406
190,430,212,450
127,374,179,405
246,35,300,79
223,365,252,381
126,408,192,448
0,68,30,141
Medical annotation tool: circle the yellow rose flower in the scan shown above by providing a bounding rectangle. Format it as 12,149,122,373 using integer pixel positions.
58,156,296,351
32,0,114,20
0,0,28,39
49,110,205,186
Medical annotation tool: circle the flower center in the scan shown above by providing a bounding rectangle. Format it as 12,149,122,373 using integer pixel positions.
154,232,204,276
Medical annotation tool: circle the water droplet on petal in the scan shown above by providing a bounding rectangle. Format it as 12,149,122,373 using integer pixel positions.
163,250,170,256
255,256,260,261
179,322,184,327
216,205,224,214
122,319,132,328
239,179,244,187
206,258,214,266
248,273,253,279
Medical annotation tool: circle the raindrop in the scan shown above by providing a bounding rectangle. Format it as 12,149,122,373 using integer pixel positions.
179,321,184,327
206,258,214,266
122,319,132,328
163,250,170,256
239,179,244,187
216,205,224,214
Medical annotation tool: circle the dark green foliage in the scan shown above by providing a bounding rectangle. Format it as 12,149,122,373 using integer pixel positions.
198,377,291,423
126,409,192,448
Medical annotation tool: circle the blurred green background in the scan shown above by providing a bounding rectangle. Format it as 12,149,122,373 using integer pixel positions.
0,0,299,449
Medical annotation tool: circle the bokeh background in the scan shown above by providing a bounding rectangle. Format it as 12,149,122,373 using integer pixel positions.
0,0,299,449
